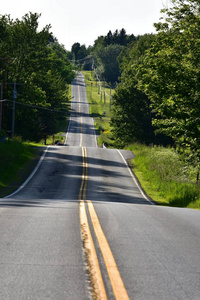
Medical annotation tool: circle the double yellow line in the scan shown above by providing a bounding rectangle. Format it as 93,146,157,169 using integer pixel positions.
79,147,130,300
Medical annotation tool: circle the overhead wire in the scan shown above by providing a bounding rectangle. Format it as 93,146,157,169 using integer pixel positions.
2,99,69,115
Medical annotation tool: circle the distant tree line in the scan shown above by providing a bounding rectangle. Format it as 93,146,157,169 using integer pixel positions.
0,12,74,142
69,28,137,84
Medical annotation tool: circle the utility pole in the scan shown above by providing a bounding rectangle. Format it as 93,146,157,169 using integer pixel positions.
11,81,17,138
104,80,106,104
0,58,8,129
0,81,3,130
109,88,111,112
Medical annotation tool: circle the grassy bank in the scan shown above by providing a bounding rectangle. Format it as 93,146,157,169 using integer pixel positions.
127,144,200,209
82,71,115,147
0,139,37,196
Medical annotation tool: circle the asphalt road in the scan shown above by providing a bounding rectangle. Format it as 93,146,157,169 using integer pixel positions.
0,72,200,299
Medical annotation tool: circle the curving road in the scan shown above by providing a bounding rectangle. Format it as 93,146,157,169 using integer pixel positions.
0,72,200,299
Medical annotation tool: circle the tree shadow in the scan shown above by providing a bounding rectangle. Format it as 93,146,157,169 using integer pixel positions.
0,147,153,207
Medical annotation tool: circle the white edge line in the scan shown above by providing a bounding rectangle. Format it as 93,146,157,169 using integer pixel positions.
64,83,73,145
92,118,98,148
64,115,71,145
117,150,154,205
5,146,50,199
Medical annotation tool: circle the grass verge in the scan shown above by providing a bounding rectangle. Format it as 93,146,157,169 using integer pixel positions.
82,71,115,147
0,139,39,197
127,144,200,209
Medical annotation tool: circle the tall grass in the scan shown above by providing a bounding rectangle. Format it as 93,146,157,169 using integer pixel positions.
0,139,35,193
128,144,200,209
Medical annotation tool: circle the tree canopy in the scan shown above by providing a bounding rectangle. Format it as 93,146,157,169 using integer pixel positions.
68,28,137,83
0,12,74,141
112,0,200,167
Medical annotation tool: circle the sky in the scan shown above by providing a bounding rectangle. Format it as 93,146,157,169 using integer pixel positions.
1,0,171,51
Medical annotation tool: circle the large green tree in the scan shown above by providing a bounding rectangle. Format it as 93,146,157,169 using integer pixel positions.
138,0,200,161
111,35,155,145
96,44,122,83
0,12,74,141
112,0,200,165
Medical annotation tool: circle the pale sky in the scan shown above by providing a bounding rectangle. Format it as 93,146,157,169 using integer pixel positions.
1,0,171,51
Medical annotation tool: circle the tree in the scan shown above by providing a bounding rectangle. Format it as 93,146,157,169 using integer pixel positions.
95,44,122,83
93,29,138,84
118,28,127,46
71,42,81,61
105,30,113,45
111,35,155,145
138,0,200,159
0,12,74,141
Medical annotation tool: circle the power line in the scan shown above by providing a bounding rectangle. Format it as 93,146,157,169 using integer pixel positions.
4,99,70,115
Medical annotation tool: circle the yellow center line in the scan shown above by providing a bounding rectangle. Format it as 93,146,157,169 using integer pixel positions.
79,147,107,300
79,147,129,300
87,200,130,300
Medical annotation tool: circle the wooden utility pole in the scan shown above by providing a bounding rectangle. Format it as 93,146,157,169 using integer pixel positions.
0,58,8,129
0,81,3,130
11,81,17,138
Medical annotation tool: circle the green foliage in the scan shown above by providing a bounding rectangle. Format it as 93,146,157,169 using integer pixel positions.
0,12,74,142
94,28,137,48
0,139,35,191
137,0,200,164
0,130,6,139
112,0,200,171
111,34,155,145
69,42,92,70
95,44,122,83
92,28,138,84
128,143,200,208
71,42,87,61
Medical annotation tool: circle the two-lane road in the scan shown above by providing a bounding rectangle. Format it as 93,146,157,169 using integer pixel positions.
0,72,200,299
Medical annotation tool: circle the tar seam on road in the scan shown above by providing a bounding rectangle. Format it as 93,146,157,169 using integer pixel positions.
79,147,130,300
79,147,107,300
87,200,130,300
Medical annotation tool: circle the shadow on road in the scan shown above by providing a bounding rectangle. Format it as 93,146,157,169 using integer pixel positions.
0,146,153,207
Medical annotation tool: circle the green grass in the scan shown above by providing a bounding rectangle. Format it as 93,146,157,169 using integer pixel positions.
0,139,36,196
82,71,115,147
127,143,200,209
